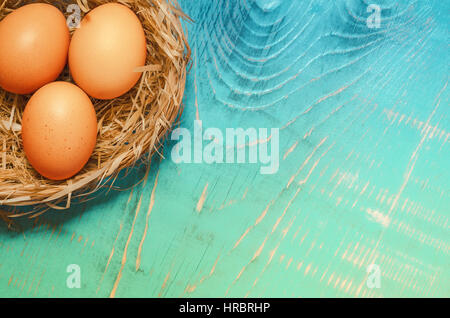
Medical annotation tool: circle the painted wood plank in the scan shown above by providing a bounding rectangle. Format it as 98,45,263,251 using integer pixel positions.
0,0,448,297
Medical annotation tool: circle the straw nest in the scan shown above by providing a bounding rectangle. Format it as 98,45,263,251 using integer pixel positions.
0,0,190,218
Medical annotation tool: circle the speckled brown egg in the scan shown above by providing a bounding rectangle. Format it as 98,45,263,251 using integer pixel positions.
68,3,147,100
0,3,69,94
22,82,98,180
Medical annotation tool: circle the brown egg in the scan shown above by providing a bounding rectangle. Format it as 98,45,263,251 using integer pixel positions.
69,3,147,100
0,3,69,94
22,82,98,180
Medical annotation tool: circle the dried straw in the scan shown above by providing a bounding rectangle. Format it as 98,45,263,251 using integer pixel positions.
0,0,191,216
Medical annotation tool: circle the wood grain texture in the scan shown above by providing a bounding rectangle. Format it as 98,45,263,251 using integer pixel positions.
0,0,448,297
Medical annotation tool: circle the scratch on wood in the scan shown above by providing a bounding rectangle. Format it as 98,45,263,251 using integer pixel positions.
232,200,272,250
287,137,328,188
283,141,298,160
109,194,143,298
196,183,209,213
158,271,171,297
97,223,123,294
136,171,159,271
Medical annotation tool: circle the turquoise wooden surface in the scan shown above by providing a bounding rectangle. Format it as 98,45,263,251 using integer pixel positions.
0,0,449,297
